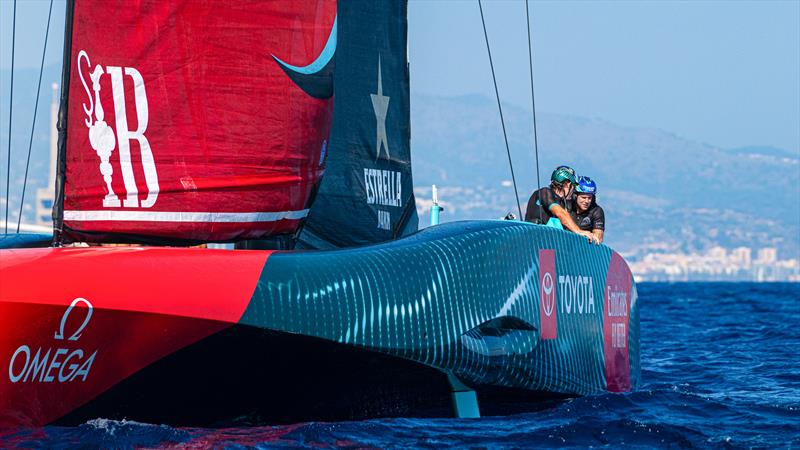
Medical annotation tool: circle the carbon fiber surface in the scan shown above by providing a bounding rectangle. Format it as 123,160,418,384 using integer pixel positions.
243,220,640,395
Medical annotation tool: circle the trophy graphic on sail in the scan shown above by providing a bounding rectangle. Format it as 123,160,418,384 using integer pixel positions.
78,50,158,210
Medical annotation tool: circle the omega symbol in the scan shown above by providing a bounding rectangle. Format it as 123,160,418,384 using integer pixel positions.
54,298,94,341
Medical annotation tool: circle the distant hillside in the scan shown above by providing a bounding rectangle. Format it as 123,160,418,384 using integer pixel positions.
410,94,800,260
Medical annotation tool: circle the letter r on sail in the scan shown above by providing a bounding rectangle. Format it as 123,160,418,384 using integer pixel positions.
107,66,159,208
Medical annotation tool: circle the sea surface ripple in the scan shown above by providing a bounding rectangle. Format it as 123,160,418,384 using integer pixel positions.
2,283,798,449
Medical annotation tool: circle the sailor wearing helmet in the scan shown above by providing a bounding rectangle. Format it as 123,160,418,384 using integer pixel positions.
524,166,600,245
570,176,605,244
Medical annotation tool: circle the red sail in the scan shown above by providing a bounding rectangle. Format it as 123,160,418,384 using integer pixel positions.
58,0,336,243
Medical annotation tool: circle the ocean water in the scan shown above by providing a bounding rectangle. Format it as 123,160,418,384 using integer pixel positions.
2,283,798,449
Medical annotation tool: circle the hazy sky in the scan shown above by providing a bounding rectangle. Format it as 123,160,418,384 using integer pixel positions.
408,0,799,152
2,0,799,151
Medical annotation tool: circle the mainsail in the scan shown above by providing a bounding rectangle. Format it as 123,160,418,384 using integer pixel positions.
54,0,336,244
299,0,418,249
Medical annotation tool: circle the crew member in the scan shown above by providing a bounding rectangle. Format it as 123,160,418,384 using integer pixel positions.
571,176,605,244
525,166,599,244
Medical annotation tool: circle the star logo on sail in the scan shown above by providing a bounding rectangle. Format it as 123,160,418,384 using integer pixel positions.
371,55,390,161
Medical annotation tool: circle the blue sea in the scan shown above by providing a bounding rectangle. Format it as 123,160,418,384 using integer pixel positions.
3,283,798,449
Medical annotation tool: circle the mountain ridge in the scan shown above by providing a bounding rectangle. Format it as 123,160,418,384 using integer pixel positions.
409,93,799,259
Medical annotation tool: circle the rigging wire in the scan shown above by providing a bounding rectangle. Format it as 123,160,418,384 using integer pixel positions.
17,0,54,233
4,0,18,234
525,0,542,190
478,0,523,220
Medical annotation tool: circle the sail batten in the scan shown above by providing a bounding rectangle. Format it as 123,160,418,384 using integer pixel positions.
63,210,309,223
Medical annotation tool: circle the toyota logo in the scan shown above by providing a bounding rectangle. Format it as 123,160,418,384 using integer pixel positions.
542,272,555,317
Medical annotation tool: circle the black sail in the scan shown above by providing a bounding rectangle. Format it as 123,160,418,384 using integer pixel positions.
299,0,417,249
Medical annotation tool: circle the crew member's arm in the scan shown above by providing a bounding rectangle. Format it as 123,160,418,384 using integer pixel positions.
549,204,600,244
591,206,605,244
524,191,538,222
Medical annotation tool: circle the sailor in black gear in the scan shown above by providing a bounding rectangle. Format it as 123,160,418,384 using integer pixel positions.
525,166,599,245
570,176,605,244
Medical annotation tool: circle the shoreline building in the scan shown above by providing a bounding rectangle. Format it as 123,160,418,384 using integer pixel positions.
34,83,58,228
629,246,799,282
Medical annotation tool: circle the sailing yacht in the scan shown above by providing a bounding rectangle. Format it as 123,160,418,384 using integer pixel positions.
0,0,639,427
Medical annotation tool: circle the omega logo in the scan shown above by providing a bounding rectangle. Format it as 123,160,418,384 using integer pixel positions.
8,298,98,384
54,297,93,341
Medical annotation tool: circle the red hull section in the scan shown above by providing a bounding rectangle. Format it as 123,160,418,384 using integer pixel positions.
0,247,267,428
62,0,336,242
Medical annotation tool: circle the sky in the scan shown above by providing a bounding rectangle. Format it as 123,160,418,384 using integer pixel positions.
1,0,799,152
408,0,799,152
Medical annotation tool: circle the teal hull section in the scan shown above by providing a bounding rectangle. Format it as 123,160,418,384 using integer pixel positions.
242,220,640,396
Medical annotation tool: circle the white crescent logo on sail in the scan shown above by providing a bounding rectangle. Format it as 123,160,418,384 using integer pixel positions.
272,16,337,99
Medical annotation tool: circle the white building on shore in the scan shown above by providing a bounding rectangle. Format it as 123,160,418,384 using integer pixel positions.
629,246,799,282
34,83,59,228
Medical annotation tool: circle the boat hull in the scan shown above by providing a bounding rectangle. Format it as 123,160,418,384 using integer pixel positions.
0,220,639,427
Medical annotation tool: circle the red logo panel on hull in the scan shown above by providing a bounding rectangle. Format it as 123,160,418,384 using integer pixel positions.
603,252,632,392
539,249,557,340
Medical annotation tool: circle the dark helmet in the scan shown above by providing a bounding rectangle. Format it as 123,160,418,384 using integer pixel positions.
551,166,577,185
575,176,597,195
